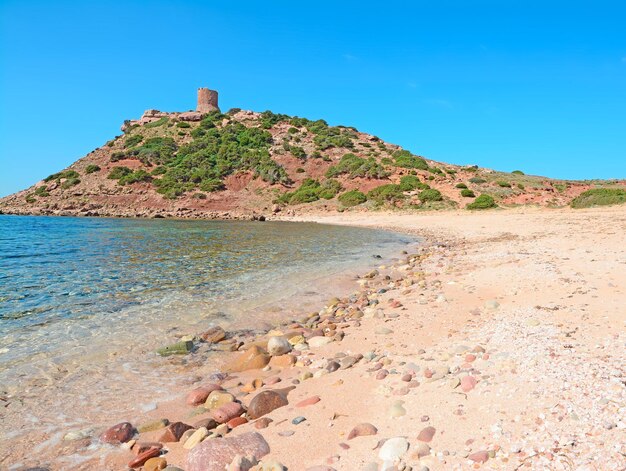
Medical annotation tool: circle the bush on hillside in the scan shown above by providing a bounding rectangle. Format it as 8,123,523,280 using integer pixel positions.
367,184,405,204
338,190,367,207
512,170,525,175
467,194,497,210
570,188,626,208
392,150,429,170
461,189,476,197
496,180,511,188
326,153,388,179
85,164,101,174
469,177,486,184
418,189,443,202
108,166,133,180
455,183,468,189
399,175,429,191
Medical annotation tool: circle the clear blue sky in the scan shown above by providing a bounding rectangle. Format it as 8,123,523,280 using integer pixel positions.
1,1,625,197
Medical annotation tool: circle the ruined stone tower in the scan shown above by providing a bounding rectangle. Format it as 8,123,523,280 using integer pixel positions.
197,88,220,113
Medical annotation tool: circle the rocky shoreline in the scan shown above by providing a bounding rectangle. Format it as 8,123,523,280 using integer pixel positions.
3,207,625,471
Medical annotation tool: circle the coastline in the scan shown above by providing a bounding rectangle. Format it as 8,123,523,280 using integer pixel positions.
2,206,625,470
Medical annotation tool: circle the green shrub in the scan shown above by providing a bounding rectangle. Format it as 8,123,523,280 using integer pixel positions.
455,183,468,189
108,166,133,180
126,137,178,165
326,153,388,179
367,184,405,204
144,117,169,128
399,175,430,191
290,146,306,159
192,192,207,199
318,179,342,199
260,110,290,129
392,150,428,170
176,121,191,128
338,190,367,207
496,181,511,188
110,152,126,162
85,164,101,174
118,169,153,185
469,177,486,184
296,167,305,173
461,189,475,198
61,177,80,189
399,175,420,191
512,170,524,175
25,194,36,203
429,166,444,175
151,166,166,175
467,194,497,210
517,183,525,190
570,188,626,208
124,135,144,148
419,189,443,202
34,186,49,197
44,170,79,182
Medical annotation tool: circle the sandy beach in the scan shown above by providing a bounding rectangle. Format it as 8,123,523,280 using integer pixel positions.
4,206,625,471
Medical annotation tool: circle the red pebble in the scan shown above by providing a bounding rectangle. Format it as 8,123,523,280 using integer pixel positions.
296,396,321,407
227,416,248,428
128,446,161,468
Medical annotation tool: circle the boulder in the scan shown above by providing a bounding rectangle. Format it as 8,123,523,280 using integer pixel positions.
187,384,223,405
186,432,270,471
179,111,205,122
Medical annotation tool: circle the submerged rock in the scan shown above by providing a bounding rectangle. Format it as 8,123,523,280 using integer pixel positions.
157,340,193,356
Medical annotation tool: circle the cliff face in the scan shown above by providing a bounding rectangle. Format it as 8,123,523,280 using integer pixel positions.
0,108,611,219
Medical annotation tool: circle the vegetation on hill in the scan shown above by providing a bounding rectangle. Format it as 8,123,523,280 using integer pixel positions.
570,188,626,208
7,106,624,217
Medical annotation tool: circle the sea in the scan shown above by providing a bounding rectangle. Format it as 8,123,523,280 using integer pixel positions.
0,215,414,465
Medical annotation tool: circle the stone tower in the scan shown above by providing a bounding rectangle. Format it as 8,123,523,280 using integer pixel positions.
197,88,220,113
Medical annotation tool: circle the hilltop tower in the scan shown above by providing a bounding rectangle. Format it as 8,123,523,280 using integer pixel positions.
197,88,220,113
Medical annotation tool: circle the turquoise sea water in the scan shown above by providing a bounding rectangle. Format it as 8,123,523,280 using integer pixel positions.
0,215,413,447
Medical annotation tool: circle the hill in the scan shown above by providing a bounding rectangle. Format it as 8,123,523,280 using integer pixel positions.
1,93,624,219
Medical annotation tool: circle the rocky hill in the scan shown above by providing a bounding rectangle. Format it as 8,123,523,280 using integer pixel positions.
1,104,623,219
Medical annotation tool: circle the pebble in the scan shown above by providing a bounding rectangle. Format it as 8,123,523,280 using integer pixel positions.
279,430,295,437
388,401,406,418
186,384,222,405
183,427,208,449
205,390,235,410
414,442,431,458
211,401,244,423
137,418,169,433
379,437,409,461
144,457,167,471
376,369,389,380
292,416,307,425
417,426,436,443
376,327,393,335
484,300,499,310
254,417,273,429
468,450,490,463
267,336,292,356
308,336,333,348
128,446,161,468
296,396,321,407
100,422,134,444
348,423,378,440
460,375,477,392
248,390,289,419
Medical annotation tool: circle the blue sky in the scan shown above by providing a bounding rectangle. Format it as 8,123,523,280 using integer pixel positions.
1,1,625,197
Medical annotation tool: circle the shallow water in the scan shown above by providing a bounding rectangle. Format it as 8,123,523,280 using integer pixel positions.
0,215,413,458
